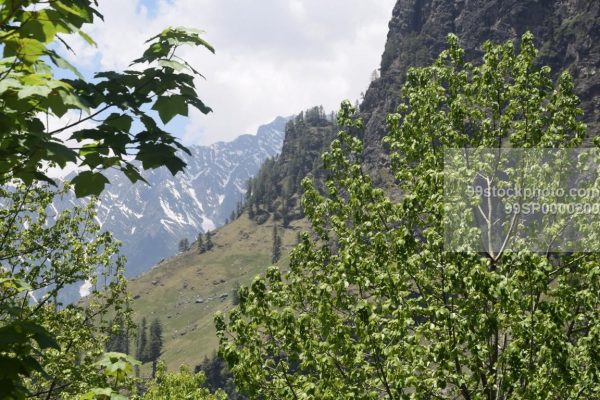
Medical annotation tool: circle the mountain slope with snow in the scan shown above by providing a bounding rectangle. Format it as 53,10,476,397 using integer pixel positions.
85,116,287,278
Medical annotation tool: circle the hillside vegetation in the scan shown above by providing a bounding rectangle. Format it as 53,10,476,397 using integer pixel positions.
128,106,338,372
128,214,307,371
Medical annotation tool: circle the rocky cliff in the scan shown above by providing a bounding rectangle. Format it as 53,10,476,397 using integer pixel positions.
361,0,599,163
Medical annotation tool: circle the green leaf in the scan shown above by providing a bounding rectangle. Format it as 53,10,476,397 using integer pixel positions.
137,143,186,174
47,92,69,117
44,141,77,167
158,59,185,71
59,90,89,114
70,171,110,197
122,164,148,185
18,84,51,99
151,95,188,124
77,29,96,46
21,322,60,350
104,113,132,131
46,50,84,79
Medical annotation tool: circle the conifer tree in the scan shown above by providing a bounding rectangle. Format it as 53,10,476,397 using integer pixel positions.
236,200,244,218
178,238,190,252
106,319,129,354
197,233,205,254
205,231,214,251
282,199,290,228
370,68,379,81
136,317,148,363
271,224,282,264
231,282,241,306
148,318,163,378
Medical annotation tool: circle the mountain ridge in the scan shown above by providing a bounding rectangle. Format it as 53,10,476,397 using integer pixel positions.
56,116,289,282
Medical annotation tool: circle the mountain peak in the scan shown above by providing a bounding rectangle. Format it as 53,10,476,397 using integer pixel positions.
57,117,289,281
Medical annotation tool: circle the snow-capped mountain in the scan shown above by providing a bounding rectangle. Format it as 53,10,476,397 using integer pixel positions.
81,116,287,278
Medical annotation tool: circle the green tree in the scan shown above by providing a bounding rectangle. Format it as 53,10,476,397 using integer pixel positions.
195,352,245,400
106,318,130,355
0,1,214,397
179,238,190,253
79,352,140,400
205,231,214,251
271,224,282,264
216,33,600,399
138,362,226,400
81,355,228,400
136,318,149,364
231,282,241,306
197,233,205,254
0,184,131,399
148,318,163,378
248,201,255,219
0,0,214,196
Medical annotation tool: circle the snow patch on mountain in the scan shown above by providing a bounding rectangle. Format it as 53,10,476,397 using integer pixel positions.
60,116,288,279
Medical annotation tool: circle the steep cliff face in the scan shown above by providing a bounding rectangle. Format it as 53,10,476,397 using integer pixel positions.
361,0,599,162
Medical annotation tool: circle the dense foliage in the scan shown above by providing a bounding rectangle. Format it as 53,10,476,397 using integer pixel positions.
140,362,226,400
0,0,213,196
0,0,217,398
0,184,131,399
245,106,337,224
216,33,600,399
195,352,246,400
271,224,282,264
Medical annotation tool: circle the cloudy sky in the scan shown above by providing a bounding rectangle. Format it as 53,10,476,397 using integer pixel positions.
66,0,395,146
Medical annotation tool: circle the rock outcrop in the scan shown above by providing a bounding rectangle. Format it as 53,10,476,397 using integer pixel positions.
360,0,599,164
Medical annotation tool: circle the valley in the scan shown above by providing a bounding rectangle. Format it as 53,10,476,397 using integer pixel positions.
128,214,307,371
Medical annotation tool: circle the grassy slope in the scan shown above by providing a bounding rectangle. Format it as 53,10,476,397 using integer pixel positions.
128,214,305,372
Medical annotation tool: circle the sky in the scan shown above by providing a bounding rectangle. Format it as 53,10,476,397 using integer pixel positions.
64,0,395,146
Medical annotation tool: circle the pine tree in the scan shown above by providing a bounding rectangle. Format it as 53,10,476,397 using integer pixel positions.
236,199,243,218
282,199,290,228
194,351,245,399
136,317,148,363
271,224,281,264
197,233,204,253
178,238,190,252
205,231,214,251
370,68,379,82
148,318,163,378
231,282,241,306
106,319,129,354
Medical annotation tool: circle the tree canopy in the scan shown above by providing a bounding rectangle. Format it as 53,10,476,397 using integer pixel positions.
0,184,131,399
216,33,600,399
0,0,214,196
0,0,216,398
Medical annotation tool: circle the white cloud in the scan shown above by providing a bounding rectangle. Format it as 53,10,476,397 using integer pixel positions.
66,0,395,145
79,280,92,298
